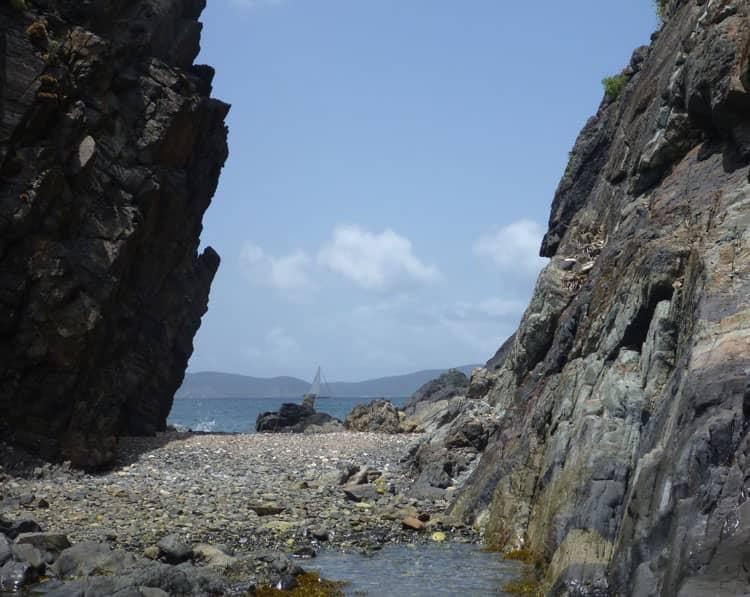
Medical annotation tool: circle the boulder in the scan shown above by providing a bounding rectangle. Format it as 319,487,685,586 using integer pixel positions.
403,370,469,414
15,532,71,554
156,534,192,565
256,402,343,433
345,400,402,434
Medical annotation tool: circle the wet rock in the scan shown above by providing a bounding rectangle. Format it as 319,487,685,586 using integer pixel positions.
292,546,316,559
0,560,36,593
156,534,192,564
309,528,329,542
345,400,402,434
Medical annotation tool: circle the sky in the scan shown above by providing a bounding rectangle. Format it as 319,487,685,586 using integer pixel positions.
189,0,658,382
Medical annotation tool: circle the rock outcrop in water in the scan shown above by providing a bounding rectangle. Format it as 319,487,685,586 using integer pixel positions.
0,1,228,469
416,1,750,594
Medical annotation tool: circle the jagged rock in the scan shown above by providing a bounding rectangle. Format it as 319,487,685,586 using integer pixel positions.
402,369,469,414
436,1,750,595
0,0,229,469
256,402,343,434
345,400,402,434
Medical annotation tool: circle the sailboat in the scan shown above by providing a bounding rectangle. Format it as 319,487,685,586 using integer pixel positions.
304,366,330,400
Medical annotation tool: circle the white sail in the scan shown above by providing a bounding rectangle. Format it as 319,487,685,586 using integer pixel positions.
310,366,321,396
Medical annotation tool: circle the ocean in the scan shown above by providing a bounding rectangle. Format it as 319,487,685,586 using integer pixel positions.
167,396,409,433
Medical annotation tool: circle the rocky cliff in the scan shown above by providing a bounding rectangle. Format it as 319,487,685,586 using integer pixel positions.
427,0,750,594
0,0,228,469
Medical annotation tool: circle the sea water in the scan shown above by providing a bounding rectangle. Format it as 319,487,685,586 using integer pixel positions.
167,397,409,433
311,543,524,596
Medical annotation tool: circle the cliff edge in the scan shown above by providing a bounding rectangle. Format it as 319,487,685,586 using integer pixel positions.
0,0,228,469
435,0,750,594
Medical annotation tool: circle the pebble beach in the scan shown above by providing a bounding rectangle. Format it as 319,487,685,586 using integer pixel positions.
0,431,480,594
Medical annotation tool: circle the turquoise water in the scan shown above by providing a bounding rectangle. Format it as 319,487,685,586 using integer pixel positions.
311,543,523,596
167,397,408,433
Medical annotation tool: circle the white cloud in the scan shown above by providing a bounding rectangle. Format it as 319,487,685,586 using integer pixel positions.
239,242,312,291
474,219,548,275
318,225,440,291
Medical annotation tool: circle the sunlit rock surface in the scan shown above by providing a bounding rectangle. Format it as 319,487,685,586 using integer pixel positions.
415,1,750,594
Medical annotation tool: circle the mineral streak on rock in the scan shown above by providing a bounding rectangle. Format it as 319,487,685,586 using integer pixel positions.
431,1,750,594
0,1,229,469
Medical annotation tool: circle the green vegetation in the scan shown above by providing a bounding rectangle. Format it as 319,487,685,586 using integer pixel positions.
654,0,668,20
602,73,630,101
9,0,27,11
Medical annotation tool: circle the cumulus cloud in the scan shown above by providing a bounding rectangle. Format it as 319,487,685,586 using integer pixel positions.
318,225,440,291
239,242,312,291
474,219,548,275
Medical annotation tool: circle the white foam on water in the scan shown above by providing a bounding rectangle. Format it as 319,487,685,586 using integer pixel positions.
194,418,217,432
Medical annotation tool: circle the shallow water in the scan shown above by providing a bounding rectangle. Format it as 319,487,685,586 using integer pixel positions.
168,397,408,433
310,543,523,596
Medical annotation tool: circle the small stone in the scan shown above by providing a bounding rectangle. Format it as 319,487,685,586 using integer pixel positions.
310,528,329,542
276,574,298,591
431,531,447,542
249,504,285,516
36,499,49,509
143,545,160,560
401,516,425,531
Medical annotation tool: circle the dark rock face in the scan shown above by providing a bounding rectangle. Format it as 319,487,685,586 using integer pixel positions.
425,1,750,594
256,403,344,433
403,369,469,414
345,399,402,434
0,1,228,468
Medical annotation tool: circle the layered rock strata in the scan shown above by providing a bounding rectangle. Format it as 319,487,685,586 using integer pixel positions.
436,0,750,594
0,0,228,468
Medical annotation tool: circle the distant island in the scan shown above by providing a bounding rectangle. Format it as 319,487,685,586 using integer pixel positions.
175,366,479,399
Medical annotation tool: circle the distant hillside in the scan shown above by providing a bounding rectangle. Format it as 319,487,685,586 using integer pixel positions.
175,366,479,399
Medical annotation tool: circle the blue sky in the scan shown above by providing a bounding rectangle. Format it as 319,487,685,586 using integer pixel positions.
189,0,658,381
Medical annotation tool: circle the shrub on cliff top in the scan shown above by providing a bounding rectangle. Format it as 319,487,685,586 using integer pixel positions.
8,0,27,11
602,74,630,101
654,0,668,20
